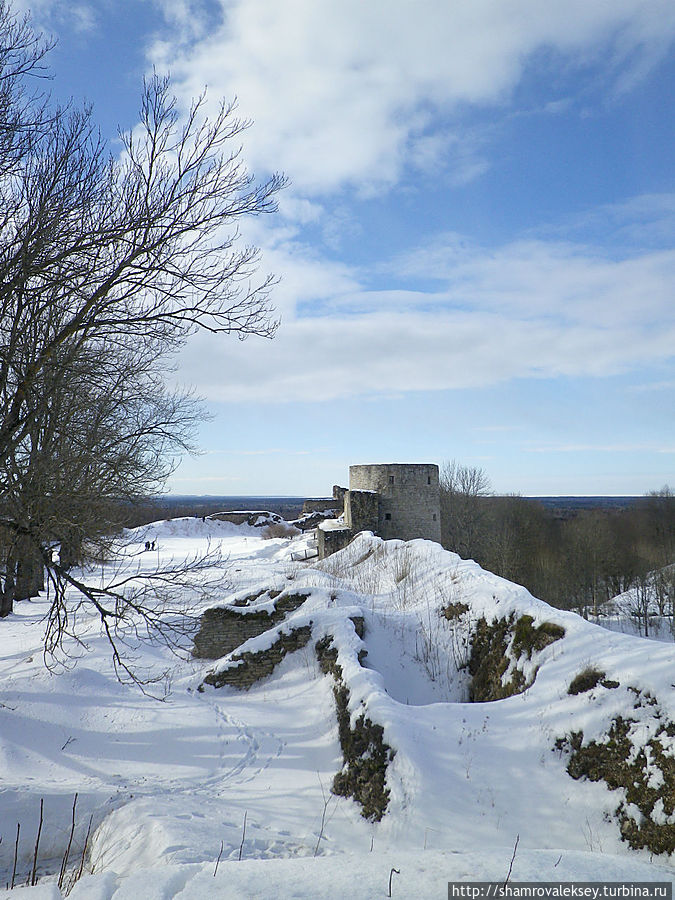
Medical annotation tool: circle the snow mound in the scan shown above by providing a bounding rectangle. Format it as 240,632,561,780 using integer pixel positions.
2,529,675,895
126,515,261,541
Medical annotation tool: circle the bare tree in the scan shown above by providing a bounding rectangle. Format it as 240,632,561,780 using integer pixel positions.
440,460,492,559
0,0,53,178
629,568,653,638
0,2,285,683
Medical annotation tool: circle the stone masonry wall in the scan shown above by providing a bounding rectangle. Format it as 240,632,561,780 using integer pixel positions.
192,591,309,659
201,625,313,690
302,498,340,514
317,525,353,559
344,489,379,533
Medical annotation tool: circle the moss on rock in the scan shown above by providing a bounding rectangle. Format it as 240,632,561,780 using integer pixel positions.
512,615,565,659
556,698,675,855
315,631,394,822
469,613,564,702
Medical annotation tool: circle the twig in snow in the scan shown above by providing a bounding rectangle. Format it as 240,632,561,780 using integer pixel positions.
30,798,43,886
58,793,78,889
314,775,333,858
502,833,519,886
213,840,224,877
11,822,19,889
388,867,400,897
61,736,76,751
238,811,247,861
74,814,93,887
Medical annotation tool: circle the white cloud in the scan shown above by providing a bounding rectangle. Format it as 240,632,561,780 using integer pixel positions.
276,196,323,225
541,193,675,249
146,0,675,194
178,302,675,403
393,236,675,328
128,4,675,408
16,0,99,36
248,227,361,320
628,380,675,394
176,217,675,403
69,5,97,34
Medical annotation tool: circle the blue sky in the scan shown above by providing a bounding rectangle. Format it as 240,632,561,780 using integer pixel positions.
23,0,675,496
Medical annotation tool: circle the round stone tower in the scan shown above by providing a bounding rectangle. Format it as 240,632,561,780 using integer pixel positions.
348,463,441,543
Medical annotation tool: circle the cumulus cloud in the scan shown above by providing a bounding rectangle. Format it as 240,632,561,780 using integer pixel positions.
14,0,99,36
121,4,675,408
146,0,675,194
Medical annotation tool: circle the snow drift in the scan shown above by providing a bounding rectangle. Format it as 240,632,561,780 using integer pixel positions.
1,520,674,897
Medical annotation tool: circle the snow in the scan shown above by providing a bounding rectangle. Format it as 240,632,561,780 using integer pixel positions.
317,518,349,531
1,519,674,897
591,571,675,643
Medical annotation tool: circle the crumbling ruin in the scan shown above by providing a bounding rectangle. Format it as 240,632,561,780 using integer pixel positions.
317,463,441,558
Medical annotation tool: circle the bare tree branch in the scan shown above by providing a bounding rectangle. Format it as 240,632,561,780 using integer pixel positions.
0,3,284,686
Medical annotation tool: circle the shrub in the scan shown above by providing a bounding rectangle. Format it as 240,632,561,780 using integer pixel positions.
568,667,620,695
262,521,300,539
442,601,469,621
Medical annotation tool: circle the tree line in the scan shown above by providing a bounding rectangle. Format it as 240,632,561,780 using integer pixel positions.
440,461,675,622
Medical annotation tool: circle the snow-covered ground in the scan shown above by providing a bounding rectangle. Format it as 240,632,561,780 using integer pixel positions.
1,519,674,897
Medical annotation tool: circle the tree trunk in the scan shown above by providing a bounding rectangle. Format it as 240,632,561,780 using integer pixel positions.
59,532,82,571
15,544,44,600
14,551,44,600
1,554,17,617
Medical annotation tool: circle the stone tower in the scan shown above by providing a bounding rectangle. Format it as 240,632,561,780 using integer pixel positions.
346,463,441,543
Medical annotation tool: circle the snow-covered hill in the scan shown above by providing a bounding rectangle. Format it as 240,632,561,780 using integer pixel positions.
1,520,674,897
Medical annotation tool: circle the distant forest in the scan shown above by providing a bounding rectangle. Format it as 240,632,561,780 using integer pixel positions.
439,462,675,618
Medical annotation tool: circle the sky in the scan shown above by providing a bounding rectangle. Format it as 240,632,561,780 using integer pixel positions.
19,0,675,497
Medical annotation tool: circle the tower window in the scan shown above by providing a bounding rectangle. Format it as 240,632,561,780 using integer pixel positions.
385,513,392,521
427,476,431,485
432,513,437,521
389,475,394,484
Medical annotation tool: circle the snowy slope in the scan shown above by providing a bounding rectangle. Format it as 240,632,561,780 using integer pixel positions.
1,520,674,897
